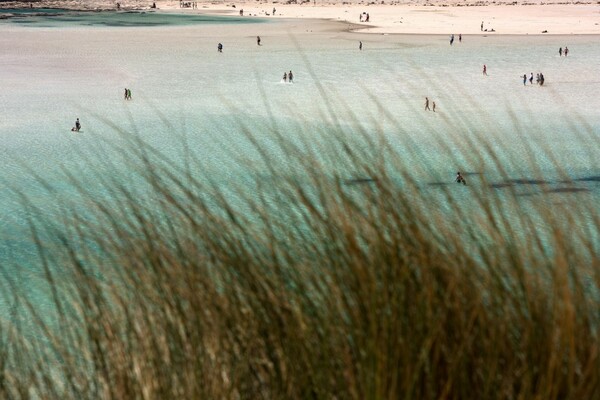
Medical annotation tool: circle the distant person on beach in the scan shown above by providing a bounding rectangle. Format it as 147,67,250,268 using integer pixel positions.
283,72,287,83
240,9,244,16
559,47,562,56
359,41,362,50
127,88,131,100
481,21,483,31
288,70,293,83
523,74,527,86
539,72,545,86
564,46,569,56
459,33,462,42
425,97,430,111
529,72,533,84
483,64,487,75
257,36,261,45
272,7,276,15
455,172,466,185
450,34,454,45
124,88,128,100
72,118,81,132
217,43,223,52
432,101,436,112
366,13,369,22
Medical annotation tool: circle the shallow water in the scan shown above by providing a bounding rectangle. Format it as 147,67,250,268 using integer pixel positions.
0,8,263,27
0,15,599,321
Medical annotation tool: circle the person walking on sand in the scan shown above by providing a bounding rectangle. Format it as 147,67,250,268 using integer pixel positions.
559,47,562,56
481,21,484,31
564,46,569,56
425,97,430,111
432,101,436,112
359,41,362,50
523,74,527,86
483,64,487,75
455,172,466,185
450,34,454,45
257,36,261,46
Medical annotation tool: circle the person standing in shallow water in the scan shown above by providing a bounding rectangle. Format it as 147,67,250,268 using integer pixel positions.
459,33,462,43
425,97,430,111
288,70,293,83
523,74,527,86
529,72,533,85
564,46,569,56
483,64,487,75
450,34,454,45
559,47,562,56
257,36,261,46
283,72,287,83
217,43,223,52
432,101,436,112
359,41,362,50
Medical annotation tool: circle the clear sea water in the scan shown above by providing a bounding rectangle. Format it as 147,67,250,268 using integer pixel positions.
0,11,598,321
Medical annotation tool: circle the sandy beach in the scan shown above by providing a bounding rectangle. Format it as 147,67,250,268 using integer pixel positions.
3,0,600,34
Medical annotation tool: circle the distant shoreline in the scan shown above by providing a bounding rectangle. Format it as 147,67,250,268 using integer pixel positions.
2,0,599,34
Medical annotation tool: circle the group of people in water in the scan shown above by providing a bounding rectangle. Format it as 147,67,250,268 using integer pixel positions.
282,71,294,83
449,34,462,45
424,97,436,112
522,72,545,86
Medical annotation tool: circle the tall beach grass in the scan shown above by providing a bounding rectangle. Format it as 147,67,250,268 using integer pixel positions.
1,96,599,399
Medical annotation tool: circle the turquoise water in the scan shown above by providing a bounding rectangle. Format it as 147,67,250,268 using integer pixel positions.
0,8,263,27
0,16,599,321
